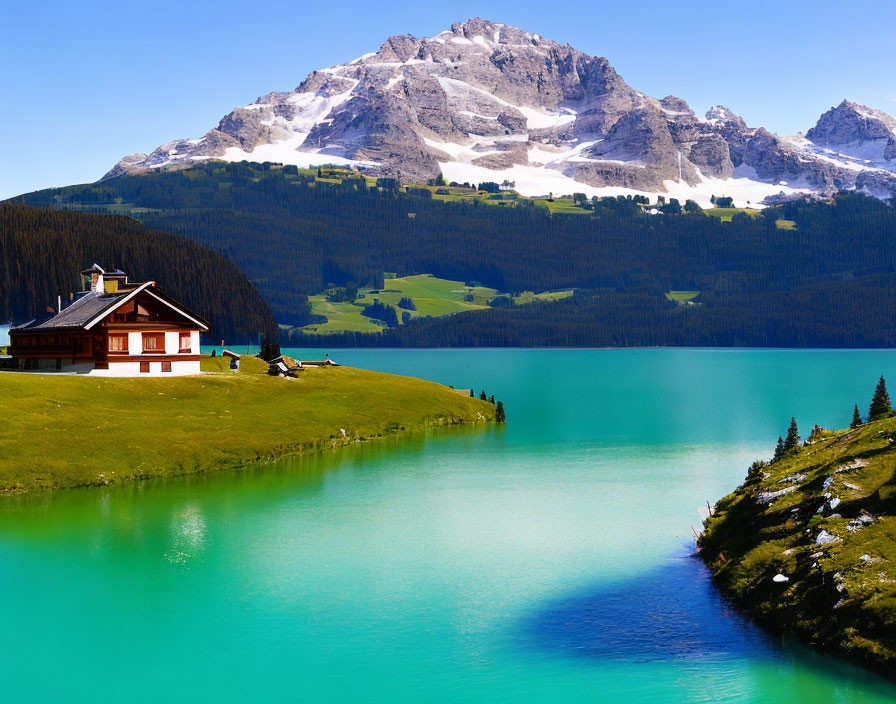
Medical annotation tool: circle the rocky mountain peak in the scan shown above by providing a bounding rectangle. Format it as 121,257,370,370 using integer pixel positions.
807,100,896,147
103,20,896,203
705,105,746,128
660,96,695,116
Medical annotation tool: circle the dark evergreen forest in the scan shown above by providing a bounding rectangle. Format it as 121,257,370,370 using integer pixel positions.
294,277,896,348
0,204,278,344
15,161,896,347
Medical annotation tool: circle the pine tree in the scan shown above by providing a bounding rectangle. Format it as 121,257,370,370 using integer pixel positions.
869,376,892,420
851,404,863,429
773,436,785,461
783,417,800,451
480,390,487,401
495,401,506,423
469,389,474,398
488,395,495,404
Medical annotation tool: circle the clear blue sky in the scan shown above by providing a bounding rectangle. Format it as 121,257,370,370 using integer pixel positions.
3,0,894,199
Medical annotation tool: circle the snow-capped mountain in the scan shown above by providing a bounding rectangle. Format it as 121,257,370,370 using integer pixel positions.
106,18,896,206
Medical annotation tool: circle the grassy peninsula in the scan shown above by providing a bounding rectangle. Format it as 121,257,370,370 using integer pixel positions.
699,409,896,668
0,356,496,493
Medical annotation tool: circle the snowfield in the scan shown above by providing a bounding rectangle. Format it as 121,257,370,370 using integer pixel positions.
438,160,801,208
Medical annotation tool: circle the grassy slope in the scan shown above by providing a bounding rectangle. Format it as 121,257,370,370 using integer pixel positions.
699,415,896,667
664,290,701,302
704,207,795,230
302,274,572,335
0,355,495,493
704,207,760,221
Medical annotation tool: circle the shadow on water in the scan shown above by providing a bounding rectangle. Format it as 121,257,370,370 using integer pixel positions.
524,551,777,664
522,549,896,695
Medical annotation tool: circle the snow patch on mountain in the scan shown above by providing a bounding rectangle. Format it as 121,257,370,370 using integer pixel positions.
104,18,896,202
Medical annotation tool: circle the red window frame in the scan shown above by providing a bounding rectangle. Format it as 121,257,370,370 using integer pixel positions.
142,332,165,353
108,334,129,353
161,361,172,373
178,332,192,353
139,361,150,373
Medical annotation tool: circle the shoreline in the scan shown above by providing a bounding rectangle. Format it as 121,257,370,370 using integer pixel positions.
0,413,493,497
698,415,896,672
0,356,497,495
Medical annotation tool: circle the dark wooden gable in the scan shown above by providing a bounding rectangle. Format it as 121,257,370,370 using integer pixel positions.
105,290,199,329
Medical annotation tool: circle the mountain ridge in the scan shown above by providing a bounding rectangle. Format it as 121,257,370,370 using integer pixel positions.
106,18,896,205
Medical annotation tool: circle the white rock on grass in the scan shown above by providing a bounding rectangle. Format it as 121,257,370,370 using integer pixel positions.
847,512,875,532
757,485,798,504
836,459,869,473
772,574,790,583
777,473,807,485
815,530,842,545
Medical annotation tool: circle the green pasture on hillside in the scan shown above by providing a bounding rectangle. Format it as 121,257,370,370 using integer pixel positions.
0,355,495,493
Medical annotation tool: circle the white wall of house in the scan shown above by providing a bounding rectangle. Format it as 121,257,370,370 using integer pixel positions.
124,330,199,356
89,360,201,377
6,360,200,376
99,330,202,375
9,331,203,376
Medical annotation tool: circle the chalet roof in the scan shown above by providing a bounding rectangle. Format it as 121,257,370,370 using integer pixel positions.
12,281,210,333
12,289,133,332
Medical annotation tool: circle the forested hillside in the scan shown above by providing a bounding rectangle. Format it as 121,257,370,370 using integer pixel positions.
0,204,278,344
15,162,896,347
294,277,896,348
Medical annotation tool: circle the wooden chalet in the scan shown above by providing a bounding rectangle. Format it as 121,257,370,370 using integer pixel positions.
7,264,209,376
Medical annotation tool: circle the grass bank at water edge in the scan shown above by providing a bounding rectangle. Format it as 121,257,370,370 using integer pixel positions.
0,355,496,493
699,414,896,669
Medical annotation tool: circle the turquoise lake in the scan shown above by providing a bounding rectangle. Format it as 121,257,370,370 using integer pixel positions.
2,348,896,702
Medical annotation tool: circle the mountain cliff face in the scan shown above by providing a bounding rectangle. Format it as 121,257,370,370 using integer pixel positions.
106,19,896,205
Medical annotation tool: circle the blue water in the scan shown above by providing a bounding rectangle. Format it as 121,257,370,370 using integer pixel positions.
1,348,895,702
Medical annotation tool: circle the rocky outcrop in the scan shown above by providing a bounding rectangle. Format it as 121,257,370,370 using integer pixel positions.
103,18,896,202
807,100,896,148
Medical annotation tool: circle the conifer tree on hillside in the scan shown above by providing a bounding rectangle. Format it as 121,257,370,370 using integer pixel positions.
869,376,893,420
480,390,487,401
851,404,863,429
783,417,800,451
774,436,785,461
495,401,506,423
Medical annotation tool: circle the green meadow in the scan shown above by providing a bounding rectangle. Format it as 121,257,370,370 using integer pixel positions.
705,206,796,230
665,290,701,302
700,412,896,667
301,273,573,335
0,355,495,493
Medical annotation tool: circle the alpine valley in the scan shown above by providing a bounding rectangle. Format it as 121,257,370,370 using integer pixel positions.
106,18,896,205
9,18,896,349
